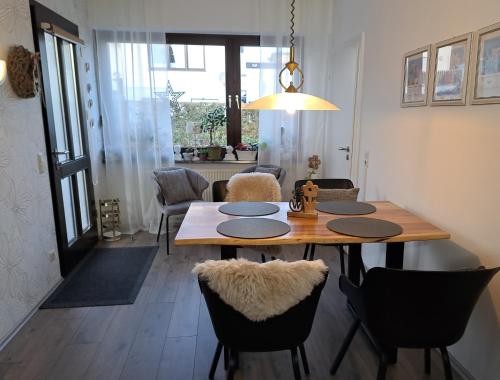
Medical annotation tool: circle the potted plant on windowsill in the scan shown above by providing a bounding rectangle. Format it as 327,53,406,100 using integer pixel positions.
235,143,258,161
201,106,226,161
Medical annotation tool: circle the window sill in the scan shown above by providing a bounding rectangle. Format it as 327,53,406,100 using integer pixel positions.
175,160,257,165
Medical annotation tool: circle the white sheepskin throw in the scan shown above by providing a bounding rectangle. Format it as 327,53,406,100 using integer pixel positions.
193,259,328,322
225,173,281,202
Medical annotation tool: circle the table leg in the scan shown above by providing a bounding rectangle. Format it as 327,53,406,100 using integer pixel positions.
386,242,404,269
384,242,405,364
347,244,362,286
221,246,237,260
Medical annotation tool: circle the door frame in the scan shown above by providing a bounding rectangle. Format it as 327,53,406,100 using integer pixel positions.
30,0,97,276
347,32,365,188
165,33,260,148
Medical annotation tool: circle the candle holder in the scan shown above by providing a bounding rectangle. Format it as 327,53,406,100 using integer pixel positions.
99,198,121,241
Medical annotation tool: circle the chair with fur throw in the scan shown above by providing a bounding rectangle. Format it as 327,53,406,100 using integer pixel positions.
225,172,282,202
219,173,282,261
193,258,329,380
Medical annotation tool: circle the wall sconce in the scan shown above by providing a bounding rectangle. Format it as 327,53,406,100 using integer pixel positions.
0,60,6,86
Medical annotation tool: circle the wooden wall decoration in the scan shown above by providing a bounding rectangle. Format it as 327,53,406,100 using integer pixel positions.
7,46,40,98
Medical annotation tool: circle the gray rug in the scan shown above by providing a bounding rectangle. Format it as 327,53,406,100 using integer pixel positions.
41,246,158,309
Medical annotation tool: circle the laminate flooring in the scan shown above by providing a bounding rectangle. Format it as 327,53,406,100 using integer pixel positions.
0,221,463,380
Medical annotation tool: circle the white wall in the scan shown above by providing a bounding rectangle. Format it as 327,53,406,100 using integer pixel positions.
87,0,260,33
332,1,500,379
0,0,103,345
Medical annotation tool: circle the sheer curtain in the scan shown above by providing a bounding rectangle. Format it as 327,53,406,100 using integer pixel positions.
95,31,174,234
257,0,337,195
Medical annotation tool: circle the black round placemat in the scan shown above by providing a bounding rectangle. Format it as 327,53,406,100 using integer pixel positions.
327,217,403,238
218,202,280,217
217,218,290,239
317,201,376,215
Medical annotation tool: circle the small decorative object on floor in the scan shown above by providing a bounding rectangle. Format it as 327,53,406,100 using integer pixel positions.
224,145,236,160
287,180,319,219
307,154,321,179
100,199,121,241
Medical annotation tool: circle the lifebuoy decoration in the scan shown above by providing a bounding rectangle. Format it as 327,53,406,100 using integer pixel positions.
7,46,40,98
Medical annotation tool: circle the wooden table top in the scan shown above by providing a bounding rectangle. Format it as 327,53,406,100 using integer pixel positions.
174,201,450,246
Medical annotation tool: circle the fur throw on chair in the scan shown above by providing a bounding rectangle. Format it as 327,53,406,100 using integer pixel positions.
193,258,328,321
225,173,281,202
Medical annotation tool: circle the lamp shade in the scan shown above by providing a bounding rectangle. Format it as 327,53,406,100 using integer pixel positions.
0,60,6,86
243,92,339,112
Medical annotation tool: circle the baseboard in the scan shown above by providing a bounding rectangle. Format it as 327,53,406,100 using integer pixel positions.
449,351,476,380
0,277,63,352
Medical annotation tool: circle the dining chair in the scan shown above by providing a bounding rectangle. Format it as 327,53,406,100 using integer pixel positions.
212,179,229,202
213,174,281,261
153,167,209,254
240,164,287,185
195,260,329,380
294,179,357,275
330,266,500,380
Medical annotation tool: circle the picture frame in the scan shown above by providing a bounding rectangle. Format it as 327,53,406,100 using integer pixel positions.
429,33,472,106
470,22,500,105
401,46,431,107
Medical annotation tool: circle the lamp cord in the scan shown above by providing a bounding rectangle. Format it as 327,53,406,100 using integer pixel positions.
290,0,295,49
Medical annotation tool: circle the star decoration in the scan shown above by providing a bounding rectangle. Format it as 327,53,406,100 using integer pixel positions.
155,80,185,112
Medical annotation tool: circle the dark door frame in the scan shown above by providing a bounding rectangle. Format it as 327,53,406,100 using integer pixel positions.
30,0,97,276
165,33,260,148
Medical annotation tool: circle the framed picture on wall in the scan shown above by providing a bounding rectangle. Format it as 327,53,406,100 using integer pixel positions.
430,33,472,106
470,22,500,104
401,46,431,107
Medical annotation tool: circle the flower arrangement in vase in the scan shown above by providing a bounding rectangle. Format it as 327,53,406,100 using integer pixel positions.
306,155,321,179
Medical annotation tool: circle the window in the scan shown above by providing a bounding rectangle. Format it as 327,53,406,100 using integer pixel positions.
165,34,261,148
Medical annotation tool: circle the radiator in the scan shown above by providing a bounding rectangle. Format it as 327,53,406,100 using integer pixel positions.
192,167,241,201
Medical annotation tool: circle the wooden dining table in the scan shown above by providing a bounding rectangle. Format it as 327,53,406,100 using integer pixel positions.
175,201,450,285
175,200,450,363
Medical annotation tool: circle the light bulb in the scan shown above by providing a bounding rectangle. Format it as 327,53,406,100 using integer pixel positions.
0,60,6,86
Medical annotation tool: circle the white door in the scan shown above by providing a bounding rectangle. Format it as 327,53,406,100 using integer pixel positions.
324,35,364,180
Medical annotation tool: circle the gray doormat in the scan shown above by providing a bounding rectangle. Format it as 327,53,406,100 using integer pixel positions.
41,246,158,309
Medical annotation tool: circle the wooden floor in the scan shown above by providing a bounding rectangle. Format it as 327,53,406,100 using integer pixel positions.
0,225,463,380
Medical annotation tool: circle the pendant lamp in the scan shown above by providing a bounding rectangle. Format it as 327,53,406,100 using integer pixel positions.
243,0,339,112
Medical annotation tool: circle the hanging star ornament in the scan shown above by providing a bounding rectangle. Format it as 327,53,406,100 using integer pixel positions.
155,80,184,112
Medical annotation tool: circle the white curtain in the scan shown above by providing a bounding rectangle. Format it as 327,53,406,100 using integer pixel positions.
257,0,337,195
95,31,174,234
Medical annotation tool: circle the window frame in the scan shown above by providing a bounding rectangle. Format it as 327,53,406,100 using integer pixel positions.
165,33,260,148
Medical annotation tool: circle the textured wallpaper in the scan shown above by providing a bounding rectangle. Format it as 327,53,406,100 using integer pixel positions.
0,0,103,344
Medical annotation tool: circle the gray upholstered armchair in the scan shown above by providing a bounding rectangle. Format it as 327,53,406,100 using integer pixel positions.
239,164,286,185
153,167,209,254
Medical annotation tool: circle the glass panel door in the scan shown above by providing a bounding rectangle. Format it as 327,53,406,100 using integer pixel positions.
34,6,97,276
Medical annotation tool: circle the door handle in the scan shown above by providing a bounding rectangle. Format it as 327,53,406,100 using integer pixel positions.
53,150,70,155
338,146,350,153
235,95,240,109
227,95,232,109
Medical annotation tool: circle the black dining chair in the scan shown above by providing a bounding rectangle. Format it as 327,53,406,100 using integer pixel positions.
295,179,355,274
199,273,328,380
212,180,229,202
330,266,499,380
